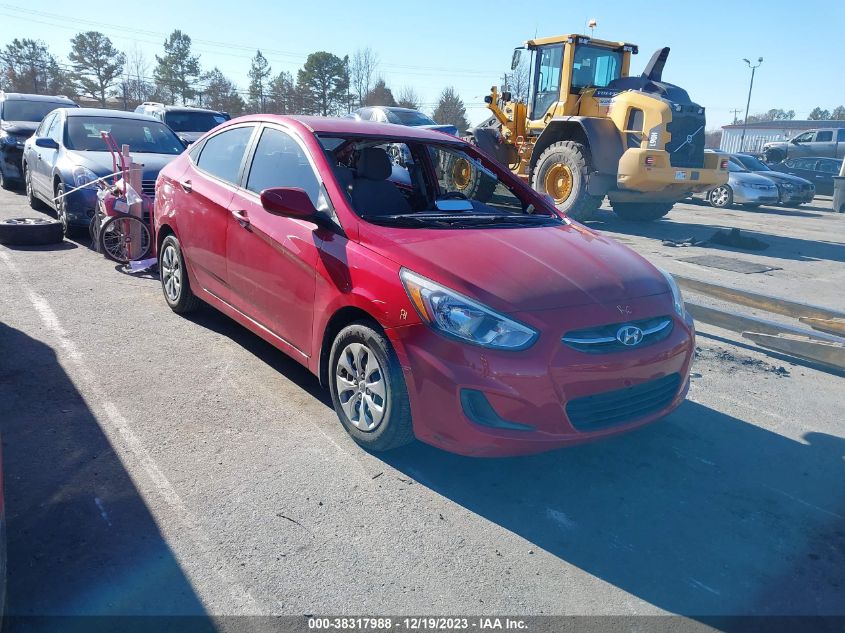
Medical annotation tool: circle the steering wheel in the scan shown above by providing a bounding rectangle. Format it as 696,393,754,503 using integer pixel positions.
440,191,469,200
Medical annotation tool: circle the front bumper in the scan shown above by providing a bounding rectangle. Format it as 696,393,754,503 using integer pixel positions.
63,186,98,227
779,188,815,205
0,146,24,180
388,294,695,457
732,183,779,205
616,149,728,195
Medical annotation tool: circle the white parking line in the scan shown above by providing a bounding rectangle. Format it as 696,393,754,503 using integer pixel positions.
0,249,263,614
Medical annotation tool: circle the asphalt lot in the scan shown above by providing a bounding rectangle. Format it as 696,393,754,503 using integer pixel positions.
0,185,843,623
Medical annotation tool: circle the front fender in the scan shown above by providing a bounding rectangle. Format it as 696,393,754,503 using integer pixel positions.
531,117,624,175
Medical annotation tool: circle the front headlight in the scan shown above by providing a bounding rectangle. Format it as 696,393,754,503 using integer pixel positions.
72,166,98,188
400,268,538,350
736,179,755,187
658,268,685,317
0,131,18,146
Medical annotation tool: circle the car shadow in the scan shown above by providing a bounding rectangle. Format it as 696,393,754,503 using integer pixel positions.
1,241,78,252
379,400,845,616
183,306,332,408
0,322,216,627
588,210,845,263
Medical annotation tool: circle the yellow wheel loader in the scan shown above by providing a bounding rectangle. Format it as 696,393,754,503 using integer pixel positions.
459,34,728,221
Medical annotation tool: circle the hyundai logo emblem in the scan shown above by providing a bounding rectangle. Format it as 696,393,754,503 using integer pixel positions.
616,325,644,346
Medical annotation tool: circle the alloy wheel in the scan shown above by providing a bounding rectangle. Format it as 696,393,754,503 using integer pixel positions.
160,243,182,302
55,183,68,233
335,342,387,432
710,186,730,208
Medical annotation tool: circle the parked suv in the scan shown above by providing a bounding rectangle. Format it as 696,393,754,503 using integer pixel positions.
134,102,230,145
0,92,77,189
762,128,845,163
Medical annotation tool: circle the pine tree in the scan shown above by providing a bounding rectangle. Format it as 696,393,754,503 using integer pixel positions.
297,52,349,116
248,50,271,112
432,87,469,134
68,31,125,107
153,30,201,105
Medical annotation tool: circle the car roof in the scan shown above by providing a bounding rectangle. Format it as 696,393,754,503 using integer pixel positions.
63,108,159,122
233,114,463,142
0,92,75,104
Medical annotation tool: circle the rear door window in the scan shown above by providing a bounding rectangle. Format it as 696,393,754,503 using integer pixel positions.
816,131,833,142
196,126,255,185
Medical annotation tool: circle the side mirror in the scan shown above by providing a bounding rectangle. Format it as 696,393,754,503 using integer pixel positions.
511,48,523,71
260,187,317,219
35,137,59,150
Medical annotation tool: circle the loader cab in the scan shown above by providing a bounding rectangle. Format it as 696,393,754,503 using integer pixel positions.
522,35,635,129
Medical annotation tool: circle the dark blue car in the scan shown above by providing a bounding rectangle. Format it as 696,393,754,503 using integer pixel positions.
22,108,185,235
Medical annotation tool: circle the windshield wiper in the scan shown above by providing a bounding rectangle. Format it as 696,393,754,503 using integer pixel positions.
367,213,560,228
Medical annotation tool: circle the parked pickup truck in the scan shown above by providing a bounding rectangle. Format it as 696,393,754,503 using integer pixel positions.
762,128,845,163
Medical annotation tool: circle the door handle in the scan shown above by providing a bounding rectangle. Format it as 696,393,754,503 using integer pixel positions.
36,154,42,161
230,209,250,226
180,179,192,193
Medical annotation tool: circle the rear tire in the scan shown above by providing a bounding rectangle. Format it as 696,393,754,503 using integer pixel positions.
25,166,47,211
611,202,673,221
159,234,201,314
531,140,603,222
328,321,414,452
443,155,496,202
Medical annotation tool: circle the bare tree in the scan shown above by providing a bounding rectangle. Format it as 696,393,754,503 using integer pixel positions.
350,47,379,108
118,45,153,108
396,86,421,110
504,58,530,103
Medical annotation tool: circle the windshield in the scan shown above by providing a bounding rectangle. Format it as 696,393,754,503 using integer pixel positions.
571,44,623,93
318,135,561,229
66,117,185,154
164,111,230,133
2,100,70,122
385,110,436,126
728,159,748,173
735,155,770,171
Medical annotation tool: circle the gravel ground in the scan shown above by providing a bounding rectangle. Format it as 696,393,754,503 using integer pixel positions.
1,186,843,622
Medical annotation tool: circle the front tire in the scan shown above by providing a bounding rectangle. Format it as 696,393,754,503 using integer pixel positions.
0,169,17,190
159,234,201,314
611,202,673,221
531,140,603,222
328,322,414,452
709,185,733,209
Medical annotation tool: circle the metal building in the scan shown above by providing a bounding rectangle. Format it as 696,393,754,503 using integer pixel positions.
720,120,845,154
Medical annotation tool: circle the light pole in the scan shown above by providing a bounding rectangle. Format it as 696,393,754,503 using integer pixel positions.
740,57,763,153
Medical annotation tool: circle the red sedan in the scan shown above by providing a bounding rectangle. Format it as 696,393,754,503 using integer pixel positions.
153,115,694,457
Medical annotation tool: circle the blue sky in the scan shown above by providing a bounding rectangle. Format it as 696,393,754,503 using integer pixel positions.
3,0,844,128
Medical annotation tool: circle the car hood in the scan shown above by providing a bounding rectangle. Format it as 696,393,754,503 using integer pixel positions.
753,170,812,186
358,222,668,312
763,141,787,149
175,131,203,144
1,121,39,136
66,150,179,181
419,124,458,137
729,171,776,186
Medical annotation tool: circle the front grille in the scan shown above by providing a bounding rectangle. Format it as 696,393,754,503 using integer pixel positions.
562,316,673,354
566,373,682,431
666,109,705,168
141,180,156,197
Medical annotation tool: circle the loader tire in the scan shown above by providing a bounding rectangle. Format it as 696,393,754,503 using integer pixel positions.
443,155,496,203
611,202,673,221
531,141,603,222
